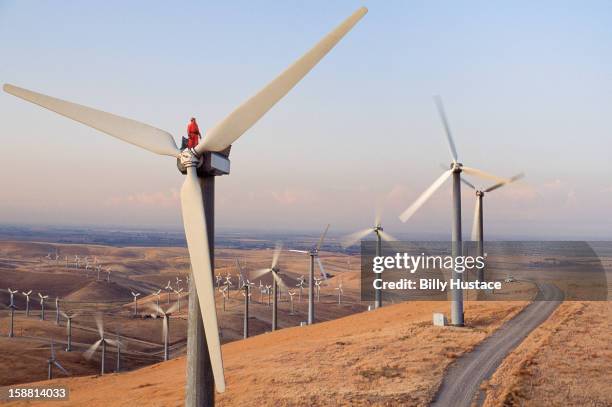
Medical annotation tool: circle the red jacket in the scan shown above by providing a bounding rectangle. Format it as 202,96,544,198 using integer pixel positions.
187,121,200,136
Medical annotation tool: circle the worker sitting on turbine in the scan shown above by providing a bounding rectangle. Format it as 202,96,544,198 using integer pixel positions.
186,117,202,153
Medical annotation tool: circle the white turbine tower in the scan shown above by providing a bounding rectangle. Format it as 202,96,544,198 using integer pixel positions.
219,286,228,312
55,297,61,325
150,302,179,361
7,291,17,338
288,289,297,315
38,293,48,320
47,339,69,380
342,208,397,308
251,243,286,331
241,283,253,339
289,224,330,324
153,289,162,309
4,7,367,402
398,96,509,326
335,279,344,305
22,290,32,317
131,291,141,317
174,287,185,313
61,311,80,351
462,173,524,281
84,314,119,375
296,276,306,302
164,281,173,305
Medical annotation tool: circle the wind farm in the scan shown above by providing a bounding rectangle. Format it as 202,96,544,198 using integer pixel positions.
0,2,610,407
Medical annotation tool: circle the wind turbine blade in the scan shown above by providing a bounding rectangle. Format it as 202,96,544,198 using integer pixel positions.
289,249,308,254
316,257,327,280
95,313,104,338
471,198,480,241
433,95,458,162
148,302,164,316
250,268,270,280
54,361,69,376
105,339,119,347
461,166,508,184
272,271,288,290
378,230,397,242
271,242,283,269
484,172,525,193
316,224,330,251
341,228,373,248
195,7,367,154
180,168,225,393
399,170,452,223
51,340,56,359
83,339,102,360
3,84,180,157
374,204,383,227
167,301,180,315
460,177,476,190
60,311,68,319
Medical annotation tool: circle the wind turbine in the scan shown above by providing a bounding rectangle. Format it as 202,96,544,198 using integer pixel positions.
115,329,124,373
398,96,509,326
106,267,111,282
288,289,297,315
219,286,228,312
342,208,397,308
215,274,222,289
22,290,32,317
150,302,179,361
174,287,185,312
296,276,306,302
47,339,69,380
164,281,173,305
153,289,162,309
7,288,18,307
251,243,286,331
3,6,367,401
335,279,344,305
38,293,48,320
61,311,79,351
84,314,119,375
462,173,524,281
289,224,330,325
314,278,323,302
131,291,141,317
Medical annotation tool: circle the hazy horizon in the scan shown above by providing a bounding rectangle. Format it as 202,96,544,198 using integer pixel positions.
1,1,611,239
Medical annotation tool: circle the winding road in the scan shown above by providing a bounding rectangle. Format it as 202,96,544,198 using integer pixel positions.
431,282,563,407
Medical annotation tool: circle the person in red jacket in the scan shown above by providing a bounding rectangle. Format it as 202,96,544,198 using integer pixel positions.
187,117,201,150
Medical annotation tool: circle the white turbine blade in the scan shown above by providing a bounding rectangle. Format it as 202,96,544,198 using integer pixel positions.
167,301,180,315
460,177,476,190
272,271,288,291
3,84,180,157
316,224,330,251
271,242,283,270
341,228,373,248
378,230,397,242
316,257,327,280
433,95,458,162
399,170,452,223
195,7,367,154
471,198,480,241
148,302,164,315
289,249,308,254
60,311,68,319
54,361,69,376
462,166,509,184
94,313,104,338
180,168,225,393
374,204,383,227
84,339,102,360
105,338,119,347
484,172,525,193
251,268,271,280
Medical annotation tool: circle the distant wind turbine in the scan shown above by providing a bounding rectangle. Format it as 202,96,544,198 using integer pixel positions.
84,314,119,375
251,243,287,331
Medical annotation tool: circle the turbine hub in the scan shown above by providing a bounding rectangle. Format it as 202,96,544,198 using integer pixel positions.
476,190,484,197
451,162,463,173
178,149,203,169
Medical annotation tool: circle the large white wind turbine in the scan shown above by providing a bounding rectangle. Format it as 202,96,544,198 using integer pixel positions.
4,7,367,401
22,290,32,317
61,311,80,352
251,243,287,331
84,314,119,375
150,302,180,361
47,339,69,380
398,96,509,326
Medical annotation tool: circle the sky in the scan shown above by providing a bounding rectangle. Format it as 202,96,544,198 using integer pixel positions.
0,1,611,239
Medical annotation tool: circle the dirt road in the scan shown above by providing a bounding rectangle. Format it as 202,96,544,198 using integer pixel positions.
431,283,563,407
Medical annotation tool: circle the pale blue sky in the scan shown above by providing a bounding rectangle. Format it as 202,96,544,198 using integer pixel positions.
0,1,611,239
